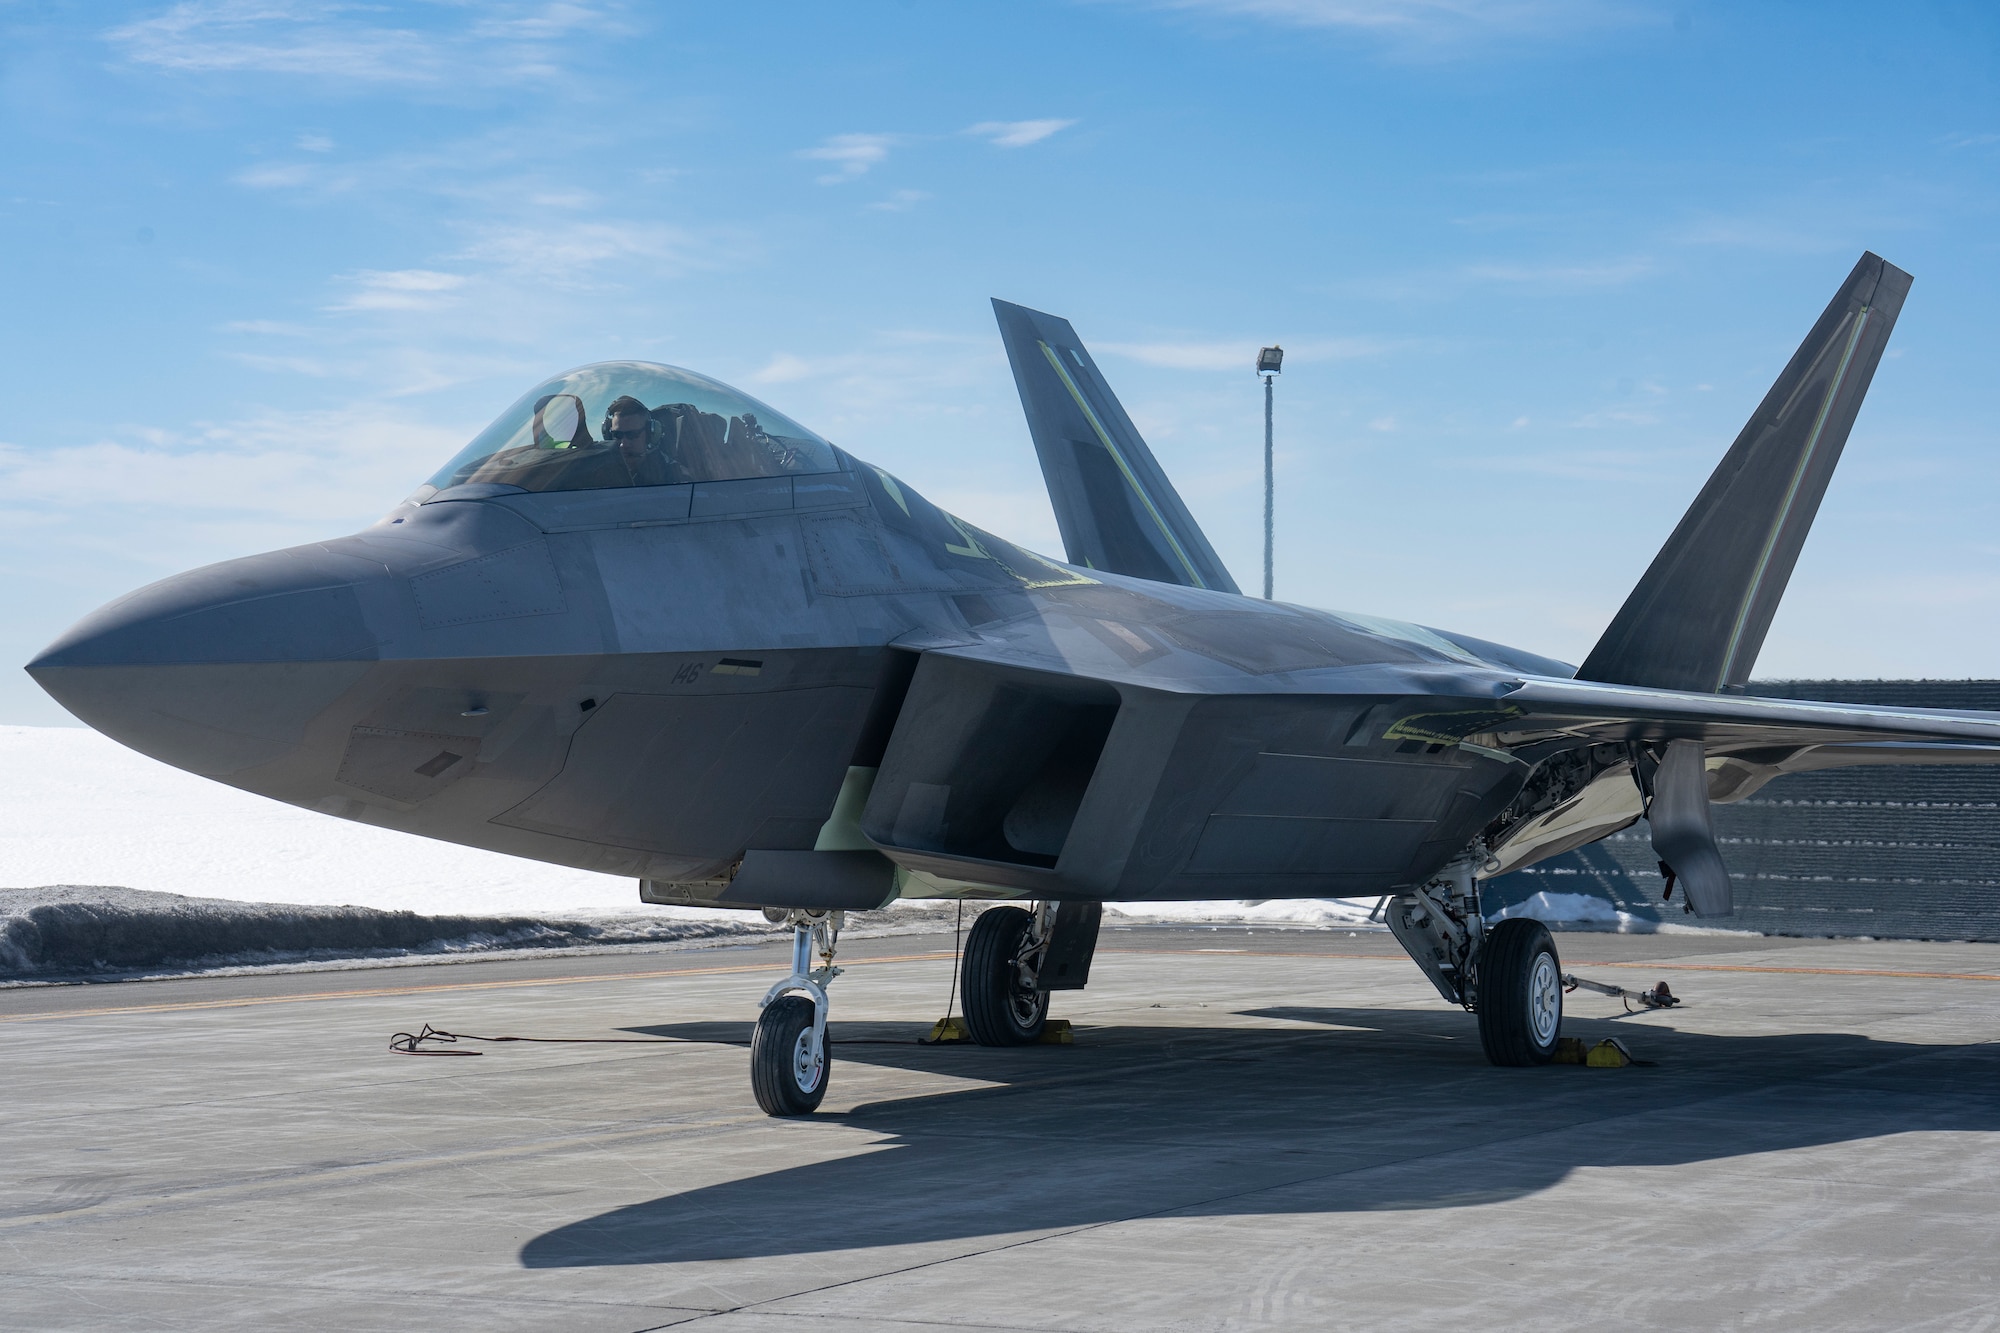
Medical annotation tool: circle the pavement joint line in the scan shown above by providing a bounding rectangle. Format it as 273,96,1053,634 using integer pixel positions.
0,1267,711,1319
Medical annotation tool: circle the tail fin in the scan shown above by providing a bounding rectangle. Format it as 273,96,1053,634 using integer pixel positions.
992,299,1239,593
1577,252,1912,693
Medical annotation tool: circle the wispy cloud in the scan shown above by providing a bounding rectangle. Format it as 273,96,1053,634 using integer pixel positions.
869,189,931,213
456,219,719,280
800,133,898,183
1126,0,1646,44
967,118,1076,148
1097,335,1396,370
0,406,463,526
234,160,357,192
327,269,466,313
106,1,617,87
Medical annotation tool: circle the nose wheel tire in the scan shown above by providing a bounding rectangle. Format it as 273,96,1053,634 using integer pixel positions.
960,905,1050,1046
752,995,828,1116
1476,918,1563,1067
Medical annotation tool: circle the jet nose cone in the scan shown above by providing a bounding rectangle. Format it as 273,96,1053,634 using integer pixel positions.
30,548,381,671
26,547,384,777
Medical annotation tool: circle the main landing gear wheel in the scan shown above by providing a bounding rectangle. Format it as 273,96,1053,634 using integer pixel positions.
751,995,828,1116
1476,918,1563,1066
960,905,1050,1045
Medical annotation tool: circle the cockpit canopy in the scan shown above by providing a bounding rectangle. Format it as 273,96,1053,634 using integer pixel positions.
420,362,838,497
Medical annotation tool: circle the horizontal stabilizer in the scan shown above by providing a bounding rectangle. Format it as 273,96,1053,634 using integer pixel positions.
1579,253,1912,693
992,299,1239,593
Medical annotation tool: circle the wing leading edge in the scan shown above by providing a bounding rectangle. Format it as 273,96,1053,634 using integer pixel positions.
992,299,1239,594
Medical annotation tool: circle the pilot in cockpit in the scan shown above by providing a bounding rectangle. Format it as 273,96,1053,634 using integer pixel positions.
601,396,676,487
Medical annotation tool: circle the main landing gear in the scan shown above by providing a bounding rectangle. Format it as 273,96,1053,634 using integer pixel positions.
751,910,842,1116
959,900,1102,1046
1386,856,1563,1066
961,904,1051,1044
1475,918,1563,1066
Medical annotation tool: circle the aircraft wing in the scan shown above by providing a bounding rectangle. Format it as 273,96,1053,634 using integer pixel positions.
1497,678,2000,804
1488,677,2000,753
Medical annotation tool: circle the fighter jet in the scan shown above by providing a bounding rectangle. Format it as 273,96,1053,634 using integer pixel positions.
29,252,2000,1114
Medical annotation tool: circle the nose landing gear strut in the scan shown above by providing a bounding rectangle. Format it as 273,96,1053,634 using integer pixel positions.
751,909,843,1116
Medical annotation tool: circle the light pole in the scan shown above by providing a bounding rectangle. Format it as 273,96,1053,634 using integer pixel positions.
1256,345,1283,600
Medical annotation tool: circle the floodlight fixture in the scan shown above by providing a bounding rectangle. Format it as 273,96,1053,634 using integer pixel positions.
1258,346,1284,599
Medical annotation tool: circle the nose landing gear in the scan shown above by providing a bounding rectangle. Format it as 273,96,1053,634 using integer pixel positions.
751,910,842,1116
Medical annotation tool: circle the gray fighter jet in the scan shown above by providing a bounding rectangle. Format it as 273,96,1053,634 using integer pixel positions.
29,252,2000,1113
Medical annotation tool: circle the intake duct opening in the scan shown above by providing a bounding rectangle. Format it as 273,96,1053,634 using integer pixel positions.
864,658,1120,869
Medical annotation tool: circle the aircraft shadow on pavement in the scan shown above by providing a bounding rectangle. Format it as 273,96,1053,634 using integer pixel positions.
520,1006,2000,1268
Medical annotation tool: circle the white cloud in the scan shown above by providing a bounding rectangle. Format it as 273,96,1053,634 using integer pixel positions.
1097,335,1395,371
800,133,897,184
221,319,314,337
296,132,334,153
868,189,932,213
1128,0,1645,43
0,406,461,526
110,1,445,83
106,0,616,87
452,219,719,284
967,118,1076,148
327,269,467,312
233,162,323,190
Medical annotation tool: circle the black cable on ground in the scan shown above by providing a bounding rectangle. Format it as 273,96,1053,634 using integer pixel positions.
389,1022,952,1056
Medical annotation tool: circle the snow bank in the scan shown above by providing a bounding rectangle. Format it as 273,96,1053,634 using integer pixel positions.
1106,898,1386,927
1489,890,1663,933
0,885,768,981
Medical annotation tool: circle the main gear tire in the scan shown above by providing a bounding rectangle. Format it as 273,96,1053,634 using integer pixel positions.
960,906,1050,1046
1476,918,1563,1067
751,995,828,1116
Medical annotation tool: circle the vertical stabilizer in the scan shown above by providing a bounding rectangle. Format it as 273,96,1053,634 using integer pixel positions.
1578,253,1912,693
992,299,1239,593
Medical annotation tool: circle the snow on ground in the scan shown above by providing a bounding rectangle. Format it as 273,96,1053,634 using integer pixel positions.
1106,898,1386,927
1489,890,1654,932
2,726,682,919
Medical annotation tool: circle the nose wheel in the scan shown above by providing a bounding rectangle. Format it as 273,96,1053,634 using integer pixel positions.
752,911,842,1116
752,995,827,1115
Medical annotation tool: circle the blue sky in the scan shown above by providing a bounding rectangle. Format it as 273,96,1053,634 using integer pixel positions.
4,0,1997,724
